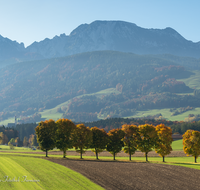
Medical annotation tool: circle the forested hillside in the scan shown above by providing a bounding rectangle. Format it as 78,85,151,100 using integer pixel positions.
0,51,199,123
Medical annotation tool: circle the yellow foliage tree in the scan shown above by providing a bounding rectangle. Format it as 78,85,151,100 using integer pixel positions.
183,130,200,163
106,128,125,160
0,132,8,145
122,124,139,161
155,124,173,162
55,118,76,158
138,124,158,162
72,124,93,159
90,127,108,160
35,119,57,157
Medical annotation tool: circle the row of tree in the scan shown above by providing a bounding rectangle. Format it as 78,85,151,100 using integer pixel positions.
35,119,173,162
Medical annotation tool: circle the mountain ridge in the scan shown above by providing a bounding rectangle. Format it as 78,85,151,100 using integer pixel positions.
0,20,200,67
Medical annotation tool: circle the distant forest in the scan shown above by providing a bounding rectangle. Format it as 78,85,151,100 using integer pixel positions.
1,51,200,123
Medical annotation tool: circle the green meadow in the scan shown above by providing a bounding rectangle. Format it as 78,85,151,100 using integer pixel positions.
0,156,103,190
172,139,183,150
39,88,120,121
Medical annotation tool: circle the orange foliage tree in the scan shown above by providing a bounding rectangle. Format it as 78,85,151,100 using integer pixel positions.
155,124,173,162
138,124,158,162
106,128,125,160
90,127,108,159
72,124,93,159
122,124,140,161
56,118,76,158
183,130,200,163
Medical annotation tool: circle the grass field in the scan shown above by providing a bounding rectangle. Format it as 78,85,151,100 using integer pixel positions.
172,139,183,150
39,88,120,121
177,70,200,90
127,107,200,121
0,138,200,190
0,156,103,190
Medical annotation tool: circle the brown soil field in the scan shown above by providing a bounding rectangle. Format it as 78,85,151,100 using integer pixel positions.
47,158,200,190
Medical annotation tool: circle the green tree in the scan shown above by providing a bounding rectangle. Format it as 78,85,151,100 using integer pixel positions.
32,135,38,146
72,124,92,159
155,124,173,162
90,127,108,159
8,138,15,149
106,128,125,160
122,124,139,161
183,129,200,163
56,118,76,158
35,119,57,157
138,124,158,162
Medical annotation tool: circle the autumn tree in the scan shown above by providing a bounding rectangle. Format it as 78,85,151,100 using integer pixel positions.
23,136,28,147
29,134,34,146
29,134,38,147
0,132,8,145
56,118,76,158
72,124,92,159
183,130,200,163
138,124,158,162
155,124,173,162
32,134,38,146
35,119,57,157
15,137,20,147
122,124,139,161
90,127,108,159
106,128,125,160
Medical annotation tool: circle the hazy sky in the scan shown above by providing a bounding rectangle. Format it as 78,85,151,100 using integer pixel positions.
0,1,199,47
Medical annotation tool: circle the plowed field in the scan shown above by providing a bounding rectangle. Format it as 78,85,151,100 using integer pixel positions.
48,158,200,190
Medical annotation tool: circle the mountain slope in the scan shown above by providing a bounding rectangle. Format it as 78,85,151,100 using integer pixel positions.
0,51,196,122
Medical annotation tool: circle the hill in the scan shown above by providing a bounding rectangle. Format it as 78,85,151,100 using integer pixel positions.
0,50,200,123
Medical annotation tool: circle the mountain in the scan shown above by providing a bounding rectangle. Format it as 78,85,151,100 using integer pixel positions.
0,20,200,67
0,35,43,68
0,50,198,123
26,20,200,58
0,35,25,61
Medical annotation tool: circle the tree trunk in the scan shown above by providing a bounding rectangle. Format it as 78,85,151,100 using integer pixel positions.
63,150,66,158
129,147,131,161
163,156,165,162
46,149,48,157
96,149,98,160
80,147,83,159
145,152,148,162
195,156,197,163
113,152,115,160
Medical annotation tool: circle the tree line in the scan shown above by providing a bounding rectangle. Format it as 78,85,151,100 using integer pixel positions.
35,119,173,162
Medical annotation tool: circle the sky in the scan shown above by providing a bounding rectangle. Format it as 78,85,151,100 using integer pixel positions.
0,0,199,47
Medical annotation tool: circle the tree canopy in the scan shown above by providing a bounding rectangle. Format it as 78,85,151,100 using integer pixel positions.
35,119,57,157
